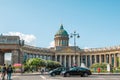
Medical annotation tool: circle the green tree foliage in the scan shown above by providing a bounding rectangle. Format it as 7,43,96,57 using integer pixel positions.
91,63,107,72
26,58,46,67
24,58,61,72
24,58,46,72
91,63,107,69
46,60,61,70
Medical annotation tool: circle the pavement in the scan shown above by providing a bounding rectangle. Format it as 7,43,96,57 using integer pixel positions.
12,72,48,76
93,72,120,75
11,72,120,80
12,72,120,76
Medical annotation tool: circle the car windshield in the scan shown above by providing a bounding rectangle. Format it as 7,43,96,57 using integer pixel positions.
69,67,89,71
80,67,90,70
70,67,78,71
54,67,66,71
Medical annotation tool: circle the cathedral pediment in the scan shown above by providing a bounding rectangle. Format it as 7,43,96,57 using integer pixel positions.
56,47,77,53
62,47,75,52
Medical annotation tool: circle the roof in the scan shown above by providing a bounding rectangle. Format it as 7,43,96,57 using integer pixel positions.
55,24,69,36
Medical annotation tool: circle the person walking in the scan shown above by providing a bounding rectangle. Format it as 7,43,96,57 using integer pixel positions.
41,68,44,74
1,64,7,80
6,65,13,80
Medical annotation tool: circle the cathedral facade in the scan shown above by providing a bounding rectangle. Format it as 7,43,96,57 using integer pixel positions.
53,25,120,68
0,25,120,68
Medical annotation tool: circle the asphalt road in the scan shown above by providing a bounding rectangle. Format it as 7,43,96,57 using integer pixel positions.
10,74,120,80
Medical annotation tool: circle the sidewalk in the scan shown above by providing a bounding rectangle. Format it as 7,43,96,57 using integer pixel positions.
12,72,120,76
12,72,48,76
93,72,120,75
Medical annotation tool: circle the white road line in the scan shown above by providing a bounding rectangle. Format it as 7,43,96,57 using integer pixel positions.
40,75,61,80
40,75,47,80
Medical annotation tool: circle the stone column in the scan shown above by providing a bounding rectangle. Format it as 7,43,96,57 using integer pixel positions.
109,54,112,64
12,50,20,64
0,52,4,65
104,54,106,63
114,54,117,67
77,55,80,66
90,55,92,66
64,55,66,67
55,55,57,61
94,55,97,63
69,55,71,67
86,55,88,67
72,55,75,65
80,55,82,64
99,54,101,63
60,55,62,65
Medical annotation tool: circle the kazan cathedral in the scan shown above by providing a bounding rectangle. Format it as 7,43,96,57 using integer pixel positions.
0,25,120,68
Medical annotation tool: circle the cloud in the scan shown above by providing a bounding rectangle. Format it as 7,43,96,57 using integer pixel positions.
84,47,89,49
3,32,36,46
48,41,55,48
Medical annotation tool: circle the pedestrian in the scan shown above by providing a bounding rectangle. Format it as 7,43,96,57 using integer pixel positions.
6,64,13,80
41,68,44,74
1,64,7,80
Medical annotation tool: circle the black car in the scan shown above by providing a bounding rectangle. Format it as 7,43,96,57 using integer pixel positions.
49,67,67,76
61,67,92,77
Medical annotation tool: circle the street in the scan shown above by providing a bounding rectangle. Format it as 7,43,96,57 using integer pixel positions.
10,74,120,80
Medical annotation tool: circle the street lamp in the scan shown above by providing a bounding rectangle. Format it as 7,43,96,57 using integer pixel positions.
70,31,80,66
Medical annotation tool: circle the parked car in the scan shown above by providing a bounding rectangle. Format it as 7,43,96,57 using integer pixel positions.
49,67,67,76
61,67,92,77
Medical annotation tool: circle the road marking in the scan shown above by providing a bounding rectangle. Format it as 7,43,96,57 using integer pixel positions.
40,75,61,80
40,75,47,80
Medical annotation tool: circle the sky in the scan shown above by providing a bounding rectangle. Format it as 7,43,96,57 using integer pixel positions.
0,0,120,59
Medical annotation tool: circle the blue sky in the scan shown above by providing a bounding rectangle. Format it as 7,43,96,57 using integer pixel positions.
0,0,120,50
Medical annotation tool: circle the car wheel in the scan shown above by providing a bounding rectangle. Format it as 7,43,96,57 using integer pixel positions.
51,73,56,76
81,74,83,77
84,73,88,77
66,73,70,77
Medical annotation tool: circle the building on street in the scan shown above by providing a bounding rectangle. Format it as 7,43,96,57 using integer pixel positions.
0,24,120,68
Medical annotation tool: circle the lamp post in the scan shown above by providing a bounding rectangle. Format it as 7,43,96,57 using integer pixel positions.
70,31,80,66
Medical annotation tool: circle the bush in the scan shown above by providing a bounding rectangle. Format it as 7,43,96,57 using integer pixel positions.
113,67,120,73
91,63,107,73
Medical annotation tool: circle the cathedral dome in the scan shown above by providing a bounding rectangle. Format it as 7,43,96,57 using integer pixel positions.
55,24,68,36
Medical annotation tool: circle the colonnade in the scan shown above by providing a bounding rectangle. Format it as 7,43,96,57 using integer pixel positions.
55,53,118,68
0,49,119,68
55,54,81,67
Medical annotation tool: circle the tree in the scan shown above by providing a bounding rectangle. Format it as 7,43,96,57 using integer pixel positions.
24,58,61,72
25,58,46,72
46,60,61,70
91,63,107,72
91,63,107,69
